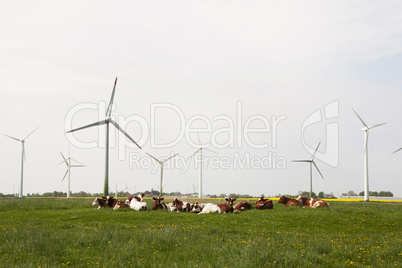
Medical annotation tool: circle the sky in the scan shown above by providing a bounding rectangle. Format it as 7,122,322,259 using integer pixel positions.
1,1,402,197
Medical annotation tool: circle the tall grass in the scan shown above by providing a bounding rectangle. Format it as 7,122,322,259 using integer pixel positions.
0,198,400,267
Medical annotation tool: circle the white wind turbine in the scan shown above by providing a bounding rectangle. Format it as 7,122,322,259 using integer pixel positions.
352,109,387,202
190,132,218,198
146,153,178,197
66,77,141,196
3,127,39,198
59,150,85,198
292,142,324,198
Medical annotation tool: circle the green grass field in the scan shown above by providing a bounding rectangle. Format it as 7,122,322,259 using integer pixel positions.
0,198,401,267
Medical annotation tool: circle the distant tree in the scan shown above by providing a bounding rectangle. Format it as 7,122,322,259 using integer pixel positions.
359,191,364,196
218,193,226,198
370,191,379,197
318,192,324,198
348,191,358,196
379,191,393,197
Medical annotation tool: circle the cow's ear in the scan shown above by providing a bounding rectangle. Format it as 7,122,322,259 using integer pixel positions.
153,197,156,200
161,198,164,200
233,198,237,201
225,198,229,201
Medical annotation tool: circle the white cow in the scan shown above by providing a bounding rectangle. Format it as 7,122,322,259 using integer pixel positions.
198,203,221,214
128,193,148,211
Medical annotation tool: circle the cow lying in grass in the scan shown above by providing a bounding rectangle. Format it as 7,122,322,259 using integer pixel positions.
172,198,191,212
255,196,273,210
199,197,236,214
127,193,148,211
152,197,168,210
92,197,107,209
297,196,329,208
234,201,253,212
278,195,301,207
105,196,129,210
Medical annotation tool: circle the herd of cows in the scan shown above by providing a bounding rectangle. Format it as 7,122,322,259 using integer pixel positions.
92,193,329,213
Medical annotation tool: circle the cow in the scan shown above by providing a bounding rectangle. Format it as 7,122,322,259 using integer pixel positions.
297,196,329,208
172,198,191,212
191,202,203,213
152,197,168,210
198,203,221,214
234,201,253,212
105,196,129,210
199,197,236,214
255,196,273,210
92,197,107,209
127,193,148,211
278,195,301,207
167,203,177,212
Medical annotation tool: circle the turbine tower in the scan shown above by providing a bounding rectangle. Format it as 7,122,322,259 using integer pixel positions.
292,142,324,198
146,153,178,197
66,77,141,196
59,150,85,198
190,132,217,198
352,109,386,202
3,127,39,198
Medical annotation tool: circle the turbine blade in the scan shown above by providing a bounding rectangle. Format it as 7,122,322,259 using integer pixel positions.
57,160,66,166
23,127,39,141
62,169,69,182
146,153,162,164
110,119,142,149
162,153,178,163
66,120,107,133
369,123,387,129
70,158,83,165
106,77,118,117
311,142,321,160
392,147,402,154
204,148,219,154
190,148,202,158
71,165,86,167
292,160,311,162
352,108,368,128
2,134,21,142
313,161,324,179
60,152,68,166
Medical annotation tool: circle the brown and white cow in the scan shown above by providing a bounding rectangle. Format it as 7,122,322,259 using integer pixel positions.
217,197,236,213
234,201,253,212
127,193,148,211
255,196,274,210
106,196,129,210
278,195,301,207
191,202,203,213
152,197,168,210
297,196,329,208
172,198,191,212
92,197,107,209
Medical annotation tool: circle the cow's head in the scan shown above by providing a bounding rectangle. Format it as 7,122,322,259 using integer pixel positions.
172,198,182,206
225,197,236,207
135,193,144,202
278,195,286,204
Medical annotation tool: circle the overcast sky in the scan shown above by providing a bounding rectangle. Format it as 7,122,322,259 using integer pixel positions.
1,1,402,197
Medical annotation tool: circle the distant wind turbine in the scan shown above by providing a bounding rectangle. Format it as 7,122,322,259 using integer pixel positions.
352,109,387,202
190,132,218,198
58,149,85,198
292,142,324,198
146,153,178,197
3,127,39,198
66,77,142,196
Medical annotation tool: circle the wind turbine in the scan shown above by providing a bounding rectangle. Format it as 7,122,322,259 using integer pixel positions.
146,153,178,197
3,127,39,198
292,142,324,198
189,132,218,198
59,149,85,198
66,77,141,196
352,109,386,202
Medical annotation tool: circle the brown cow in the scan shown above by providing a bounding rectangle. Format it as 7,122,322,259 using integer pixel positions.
234,201,253,212
152,197,168,210
297,196,329,208
255,196,273,210
217,197,236,213
172,198,191,212
105,196,129,210
278,195,301,207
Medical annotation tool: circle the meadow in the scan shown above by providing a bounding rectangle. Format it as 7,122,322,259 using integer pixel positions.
0,198,400,267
